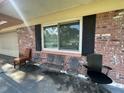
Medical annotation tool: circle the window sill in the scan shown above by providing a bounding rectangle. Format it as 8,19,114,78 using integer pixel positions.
41,50,81,57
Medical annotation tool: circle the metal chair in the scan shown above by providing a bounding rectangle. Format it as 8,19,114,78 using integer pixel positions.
66,57,82,75
83,53,112,76
83,53,113,84
83,53,112,93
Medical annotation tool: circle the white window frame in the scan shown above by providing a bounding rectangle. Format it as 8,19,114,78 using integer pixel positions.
42,17,82,53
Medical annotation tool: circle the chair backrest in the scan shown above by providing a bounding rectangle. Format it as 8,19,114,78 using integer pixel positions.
24,48,32,60
87,53,102,72
47,54,55,63
68,57,80,69
67,57,81,74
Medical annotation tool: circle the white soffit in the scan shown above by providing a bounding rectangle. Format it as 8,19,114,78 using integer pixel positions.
0,0,94,20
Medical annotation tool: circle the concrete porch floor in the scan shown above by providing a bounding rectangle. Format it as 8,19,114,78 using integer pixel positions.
0,55,124,93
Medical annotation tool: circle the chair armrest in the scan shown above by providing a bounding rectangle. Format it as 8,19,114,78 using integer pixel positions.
40,57,47,63
102,65,112,75
41,57,47,59
83,64,88,69
102,65,112,70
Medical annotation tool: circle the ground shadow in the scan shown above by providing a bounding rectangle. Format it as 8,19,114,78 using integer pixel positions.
19,64,40,73
43,71,111,93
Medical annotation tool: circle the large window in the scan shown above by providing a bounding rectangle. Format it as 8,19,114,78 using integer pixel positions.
59,22,79,51
43,21,80,52
44,25,58,48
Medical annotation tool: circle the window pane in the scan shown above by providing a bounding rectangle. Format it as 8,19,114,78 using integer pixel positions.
59,22,80,51
44,26,58,48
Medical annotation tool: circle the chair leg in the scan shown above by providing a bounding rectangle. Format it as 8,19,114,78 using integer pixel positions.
95,83,100,93
105,69,110,75
14,61,16,68
19,61,21,69
24,61,26,65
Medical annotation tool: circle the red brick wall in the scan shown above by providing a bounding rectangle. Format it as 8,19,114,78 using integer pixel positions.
17,26,42,62
95,10,124,84
17,10,124,84
17,26,35,51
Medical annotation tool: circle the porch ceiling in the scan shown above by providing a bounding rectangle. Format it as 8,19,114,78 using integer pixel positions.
0,13,22,30
0,0,94,20
0,0,124,31
0,0,95,30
